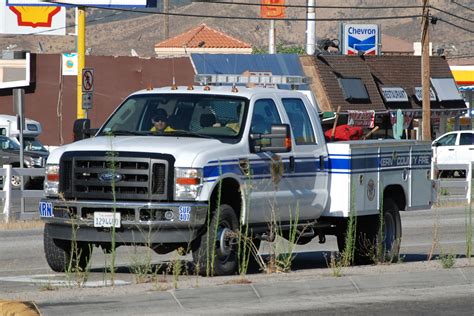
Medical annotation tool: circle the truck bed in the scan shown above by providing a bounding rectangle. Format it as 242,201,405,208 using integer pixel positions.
323,140,433,217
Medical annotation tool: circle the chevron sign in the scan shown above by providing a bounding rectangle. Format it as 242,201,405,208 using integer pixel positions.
343,24,379,55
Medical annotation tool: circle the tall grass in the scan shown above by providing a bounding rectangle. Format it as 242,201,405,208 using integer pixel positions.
466,202,472,262
342,183,357,267
105,141,119,285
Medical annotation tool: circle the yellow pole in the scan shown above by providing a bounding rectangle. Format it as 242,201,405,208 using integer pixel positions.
77,6,86,119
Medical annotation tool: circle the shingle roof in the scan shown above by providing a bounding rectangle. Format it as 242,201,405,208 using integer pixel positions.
155,24,251,49
301,55,465,113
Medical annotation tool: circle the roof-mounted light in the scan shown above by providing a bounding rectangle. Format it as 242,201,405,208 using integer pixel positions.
194,74,311,87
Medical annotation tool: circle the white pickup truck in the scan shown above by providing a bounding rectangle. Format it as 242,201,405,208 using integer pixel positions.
39,75,434,275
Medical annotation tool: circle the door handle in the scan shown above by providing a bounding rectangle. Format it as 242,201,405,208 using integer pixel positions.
289,156,295,172
448,149,455,151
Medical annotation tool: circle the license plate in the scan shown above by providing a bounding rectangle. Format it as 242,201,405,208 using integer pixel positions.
39,202,53,217
94,212,121,228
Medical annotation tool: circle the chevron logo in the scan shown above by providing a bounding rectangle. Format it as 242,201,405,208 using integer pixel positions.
343,24,379,55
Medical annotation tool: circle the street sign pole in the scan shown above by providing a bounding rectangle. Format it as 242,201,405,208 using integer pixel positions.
82,68,94,113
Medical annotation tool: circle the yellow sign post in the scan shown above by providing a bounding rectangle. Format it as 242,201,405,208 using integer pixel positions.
77,6,86,119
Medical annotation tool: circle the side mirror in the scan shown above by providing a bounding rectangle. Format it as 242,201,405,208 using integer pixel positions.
432,141,439,147
250,124,292,153
73,119,97,141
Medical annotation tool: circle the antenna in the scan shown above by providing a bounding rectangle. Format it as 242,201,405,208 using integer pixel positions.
171,57,176,87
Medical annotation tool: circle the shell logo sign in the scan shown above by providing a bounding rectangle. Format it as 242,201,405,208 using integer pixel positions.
0,1,65,35
9,6,61,28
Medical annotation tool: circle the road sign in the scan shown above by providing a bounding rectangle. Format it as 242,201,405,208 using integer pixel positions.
82,68,94,93
342,24,380,55
82,92,93,110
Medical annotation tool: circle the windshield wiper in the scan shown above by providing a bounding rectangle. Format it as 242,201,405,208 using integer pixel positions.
153,130,213,139
100,130,145,136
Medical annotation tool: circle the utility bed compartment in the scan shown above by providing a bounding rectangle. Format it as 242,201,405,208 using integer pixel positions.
323,140,433,217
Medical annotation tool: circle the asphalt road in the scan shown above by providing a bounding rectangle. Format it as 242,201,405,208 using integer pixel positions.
0,204,473,315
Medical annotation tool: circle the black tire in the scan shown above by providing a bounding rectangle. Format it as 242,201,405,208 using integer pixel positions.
192,204,239,276
336,198,402,264
43,224,92,272
380,198,402,261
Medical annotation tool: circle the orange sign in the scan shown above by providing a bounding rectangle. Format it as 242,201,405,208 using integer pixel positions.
9,6,61,28
261,0,285,19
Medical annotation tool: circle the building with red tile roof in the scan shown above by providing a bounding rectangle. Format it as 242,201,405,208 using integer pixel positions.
154,24,252,57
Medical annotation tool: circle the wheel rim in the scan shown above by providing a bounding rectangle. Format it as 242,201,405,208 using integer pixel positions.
11,176,21,187
383,212,396,251
216,224,236,263
218,227,232,257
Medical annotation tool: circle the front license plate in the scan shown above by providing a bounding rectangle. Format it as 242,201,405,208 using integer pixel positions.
94,212,121,228
39,202,53,217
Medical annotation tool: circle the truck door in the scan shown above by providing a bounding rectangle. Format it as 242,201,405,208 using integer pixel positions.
280,97,329,221
246,98,294,224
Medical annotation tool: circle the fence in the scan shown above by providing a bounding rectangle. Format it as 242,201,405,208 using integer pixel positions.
433,162,473,205
0,165,44,223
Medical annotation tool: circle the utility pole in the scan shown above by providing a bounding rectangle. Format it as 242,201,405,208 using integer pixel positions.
421,0,431,140
269,19,276,54
306,0,316,55
163,0,169,40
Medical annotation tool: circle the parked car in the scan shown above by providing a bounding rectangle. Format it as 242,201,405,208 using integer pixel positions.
0,135,48,189
432,130,474,177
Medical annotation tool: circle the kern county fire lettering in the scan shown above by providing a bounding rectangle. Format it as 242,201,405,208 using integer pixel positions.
380,155,431,167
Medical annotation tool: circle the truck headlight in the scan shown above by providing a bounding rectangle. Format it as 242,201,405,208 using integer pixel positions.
174,167,203,200
44,164,60,197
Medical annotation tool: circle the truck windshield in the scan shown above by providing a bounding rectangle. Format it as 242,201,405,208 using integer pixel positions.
99,94,249,140
0,136,20,151
24,138,48,153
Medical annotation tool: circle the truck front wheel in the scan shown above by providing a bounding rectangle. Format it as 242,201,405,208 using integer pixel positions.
192,204,239,276
43,224,92,272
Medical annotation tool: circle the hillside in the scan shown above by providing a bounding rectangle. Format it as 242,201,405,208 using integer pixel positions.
0,0,472,63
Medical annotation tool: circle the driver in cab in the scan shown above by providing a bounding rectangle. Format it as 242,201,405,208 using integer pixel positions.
150,109,174,133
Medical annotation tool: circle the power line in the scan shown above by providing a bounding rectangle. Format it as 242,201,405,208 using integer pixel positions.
0,9,125,38
446,54,474,59
191,1,424,10
437,17,474,33
43,3,423,22
1,2,471,37
431,6,473,24
450,0,474,13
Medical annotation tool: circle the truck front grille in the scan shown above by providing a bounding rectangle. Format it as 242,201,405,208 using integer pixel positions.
59,151,174,201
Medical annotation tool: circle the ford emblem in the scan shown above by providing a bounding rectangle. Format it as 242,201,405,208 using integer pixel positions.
98,172,123,183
